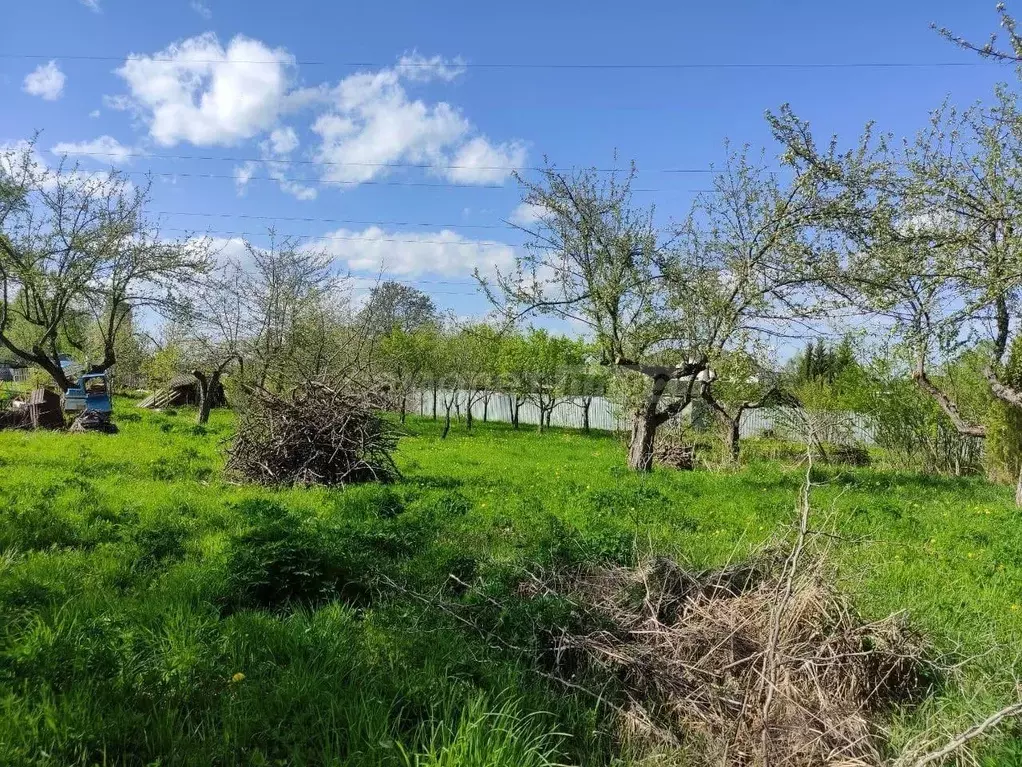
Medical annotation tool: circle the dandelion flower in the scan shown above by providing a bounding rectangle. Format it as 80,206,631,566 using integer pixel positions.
231,672,246,683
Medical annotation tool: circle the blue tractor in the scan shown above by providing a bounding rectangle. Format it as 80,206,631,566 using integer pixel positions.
64,373,113,417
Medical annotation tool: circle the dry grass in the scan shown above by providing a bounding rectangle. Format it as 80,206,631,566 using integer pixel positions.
526,551,937,766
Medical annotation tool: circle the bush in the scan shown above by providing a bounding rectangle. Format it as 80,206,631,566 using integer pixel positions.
223,500,370,611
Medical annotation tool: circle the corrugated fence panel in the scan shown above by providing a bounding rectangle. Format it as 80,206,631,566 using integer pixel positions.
409,390,876,444
411,390,628,431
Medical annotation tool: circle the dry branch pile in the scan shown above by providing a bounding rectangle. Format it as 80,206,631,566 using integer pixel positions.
69,410,118,434
654,442,695,470
225,382,399,486
525,553,936,766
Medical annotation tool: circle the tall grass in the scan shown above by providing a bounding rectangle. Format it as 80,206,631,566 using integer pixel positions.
0,404,1020,763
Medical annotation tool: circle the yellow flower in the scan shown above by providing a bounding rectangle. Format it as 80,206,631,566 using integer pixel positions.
1012,604,1020,611
231,672,246,683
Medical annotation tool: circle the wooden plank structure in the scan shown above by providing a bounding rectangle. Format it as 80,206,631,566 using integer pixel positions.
138,373,227,409
27,388,64,430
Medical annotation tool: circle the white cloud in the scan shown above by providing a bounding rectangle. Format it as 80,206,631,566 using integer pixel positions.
190,0,212,18
267,126,299,155
0,140,48,178
313,91,468,184
115,33,293,146
508,202,544,226
395,51,466,82
2,140,131,194
107,37,525,195
80,0,100,11
233,161,258,193
267,161,317,200
51,135,138,164
309,227,516,277
233,125,317,200
447,137,527,184
89,109,101,118
23,61,66,101
198,236,251,266
311,58,522,186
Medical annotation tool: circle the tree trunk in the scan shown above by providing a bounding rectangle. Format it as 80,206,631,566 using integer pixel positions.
545,407,552,428
400,395,407,424
627,379,672,472
432,387,438,421
1015,465,1022,509
627,407,658,472
193,370,219,426
466,398,474,431
442,403,453,439
511,398,520,429
726,416,741,460
583,399,591,433
537,403,546,433
41,357,73,393
483,396,489,423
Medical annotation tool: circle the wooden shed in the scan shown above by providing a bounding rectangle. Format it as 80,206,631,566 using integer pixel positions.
138,373,227,409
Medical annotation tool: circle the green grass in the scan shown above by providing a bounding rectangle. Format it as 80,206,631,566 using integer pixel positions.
1,403,1021,765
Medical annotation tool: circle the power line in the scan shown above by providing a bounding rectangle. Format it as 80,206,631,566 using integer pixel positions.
0,53,992,70
90,168,681,192
347,286,481,296
163,226,517,248
348,277,479,286
152,210,517,230
154,211,511,229
124,169,505,189
52,149,719,174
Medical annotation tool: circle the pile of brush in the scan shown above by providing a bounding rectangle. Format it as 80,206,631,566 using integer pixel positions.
225,382,399,487
654,442,695,470
69,410,118,434
524,552,936,766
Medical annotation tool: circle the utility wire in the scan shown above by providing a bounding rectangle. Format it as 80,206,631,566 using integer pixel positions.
50,149,722,174
124,170,506,189
85,168,690,192
162,226,520,248
152,211,517,230
0,53,992,69
156,211,514,229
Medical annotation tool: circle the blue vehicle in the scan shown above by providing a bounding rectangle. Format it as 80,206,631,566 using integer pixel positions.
64,373,112,414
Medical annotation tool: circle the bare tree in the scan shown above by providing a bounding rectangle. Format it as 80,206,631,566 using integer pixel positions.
699,355,792,460
179,259,247,425
0,141,211,391
769,91,1022,442
483,154,822,470
244,233,340,390
933,3,1022,63
480,163,700,470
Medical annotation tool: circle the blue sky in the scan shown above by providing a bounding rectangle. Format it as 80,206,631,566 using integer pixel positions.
0,0,1014,320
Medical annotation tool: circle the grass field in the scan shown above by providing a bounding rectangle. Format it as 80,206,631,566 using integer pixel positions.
1,402,1021,765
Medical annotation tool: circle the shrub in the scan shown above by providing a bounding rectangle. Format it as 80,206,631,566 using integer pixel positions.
223,500,370,611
